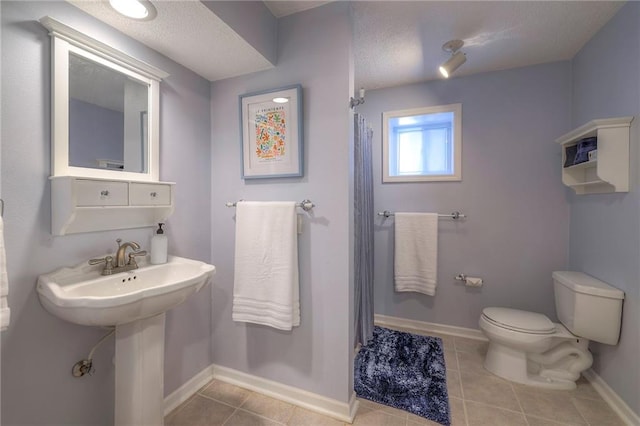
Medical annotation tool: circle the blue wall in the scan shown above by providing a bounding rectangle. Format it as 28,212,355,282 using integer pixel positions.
570,2,640,415
358,61,571,328
69,98,124,169
210,2,355,402
1,2,211,424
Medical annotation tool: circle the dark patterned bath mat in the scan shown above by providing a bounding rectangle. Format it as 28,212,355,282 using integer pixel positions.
354,326,450,425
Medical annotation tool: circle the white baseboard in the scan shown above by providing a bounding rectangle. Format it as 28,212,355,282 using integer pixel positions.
375,314,639,425
583,369,640,426
374,314,487,341
212,364,357,423
163,363,357,423
164,364,216,416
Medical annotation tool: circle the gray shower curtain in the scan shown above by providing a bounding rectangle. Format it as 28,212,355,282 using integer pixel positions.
354,113,374,347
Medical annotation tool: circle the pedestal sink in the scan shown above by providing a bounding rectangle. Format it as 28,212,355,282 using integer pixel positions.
37,255,215,425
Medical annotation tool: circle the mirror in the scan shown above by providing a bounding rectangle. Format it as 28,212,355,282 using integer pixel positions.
69,53,148,173
42,16,168,182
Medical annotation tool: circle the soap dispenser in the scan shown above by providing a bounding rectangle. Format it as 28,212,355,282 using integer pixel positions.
150,223,168,265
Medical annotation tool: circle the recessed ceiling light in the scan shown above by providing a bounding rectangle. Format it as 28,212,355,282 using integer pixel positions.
109,0,157,21
272,97,289,103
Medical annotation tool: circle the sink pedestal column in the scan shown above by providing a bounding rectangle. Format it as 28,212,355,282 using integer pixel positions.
115,313,166,425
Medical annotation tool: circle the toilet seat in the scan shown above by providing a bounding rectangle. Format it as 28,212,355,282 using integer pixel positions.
481,307,556,335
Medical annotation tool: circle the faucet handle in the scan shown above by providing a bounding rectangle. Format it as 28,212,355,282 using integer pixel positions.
88,255,114,275
89,255,113,266
127,251,147,267
116,238,122,247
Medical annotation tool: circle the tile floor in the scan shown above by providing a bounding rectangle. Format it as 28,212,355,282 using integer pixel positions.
165,328,626,426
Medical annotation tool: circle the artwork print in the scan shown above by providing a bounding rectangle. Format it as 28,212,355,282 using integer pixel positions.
240,85,303,179
254,106,286,161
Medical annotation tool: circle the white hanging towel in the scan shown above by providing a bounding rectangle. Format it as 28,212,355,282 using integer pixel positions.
233,201,300,330
394,212,438,296
0,216,10,331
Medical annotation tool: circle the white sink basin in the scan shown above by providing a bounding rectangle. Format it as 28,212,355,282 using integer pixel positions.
37,255,215,326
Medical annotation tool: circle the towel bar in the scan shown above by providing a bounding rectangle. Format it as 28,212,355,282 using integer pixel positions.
226,199,315,212
377,210,465,220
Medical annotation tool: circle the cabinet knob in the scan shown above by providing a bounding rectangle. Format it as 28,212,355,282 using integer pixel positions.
150,192,157,198
100,190,110,197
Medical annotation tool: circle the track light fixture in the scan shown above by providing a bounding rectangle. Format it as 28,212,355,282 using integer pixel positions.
439,39,466,78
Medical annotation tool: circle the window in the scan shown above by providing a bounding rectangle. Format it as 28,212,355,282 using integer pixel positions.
383,104,461,182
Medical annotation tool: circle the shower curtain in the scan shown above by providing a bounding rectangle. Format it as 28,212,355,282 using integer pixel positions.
354,113,374,347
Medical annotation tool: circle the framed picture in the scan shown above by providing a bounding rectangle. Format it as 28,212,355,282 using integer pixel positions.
239,84,303,179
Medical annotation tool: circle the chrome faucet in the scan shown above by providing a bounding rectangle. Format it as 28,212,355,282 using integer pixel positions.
89,239,147,275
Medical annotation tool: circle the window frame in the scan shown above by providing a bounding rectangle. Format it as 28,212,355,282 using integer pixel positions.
382,103,462,182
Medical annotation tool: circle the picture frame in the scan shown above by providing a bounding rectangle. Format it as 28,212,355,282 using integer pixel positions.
239,84,303,179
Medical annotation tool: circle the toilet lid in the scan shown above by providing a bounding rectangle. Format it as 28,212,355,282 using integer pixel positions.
482,307,556,334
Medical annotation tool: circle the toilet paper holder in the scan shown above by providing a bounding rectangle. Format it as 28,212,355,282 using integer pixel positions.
455,274,483,287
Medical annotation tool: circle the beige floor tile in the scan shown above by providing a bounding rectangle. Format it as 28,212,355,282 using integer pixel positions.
464,400,527,426
460,371,521,411
240,393,296,424
568,376,602,401
287,407,344,426
405,410,443,425
448,397,467,426
166,393,199,418
364,403,408,419
224,409,283,426
357,399,408,419
526,415,580,426
446,369,462,398
456,350,491,376
453,337,488,354
356,398,380,411
200,379,252,407
351,409,407,426
443,348,458,371
571,397,625,425
166,395,236,426
407,418,441,425
514,388,586,425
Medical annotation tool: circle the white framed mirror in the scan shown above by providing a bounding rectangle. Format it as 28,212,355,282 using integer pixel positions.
41,16,168,182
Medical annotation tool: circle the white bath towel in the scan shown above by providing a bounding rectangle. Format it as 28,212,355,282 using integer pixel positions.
0,216,10,331
233,201,300,330
394,212,438,296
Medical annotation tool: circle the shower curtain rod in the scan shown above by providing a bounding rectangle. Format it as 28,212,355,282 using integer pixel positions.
377,210,466,220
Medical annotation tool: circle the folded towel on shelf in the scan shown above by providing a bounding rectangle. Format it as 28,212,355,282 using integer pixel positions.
0,216,10,331
394,213,438,296
233,201,300,331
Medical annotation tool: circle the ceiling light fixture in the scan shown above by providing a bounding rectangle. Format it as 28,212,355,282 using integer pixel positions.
439,39,466,78
109,0,157,20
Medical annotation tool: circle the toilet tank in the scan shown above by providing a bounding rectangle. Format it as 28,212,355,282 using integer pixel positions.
553,271,624,345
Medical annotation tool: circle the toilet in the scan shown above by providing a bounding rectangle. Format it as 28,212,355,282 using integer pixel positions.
479,271,624,390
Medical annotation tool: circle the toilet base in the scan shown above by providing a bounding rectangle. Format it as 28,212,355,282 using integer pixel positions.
484,341,577,390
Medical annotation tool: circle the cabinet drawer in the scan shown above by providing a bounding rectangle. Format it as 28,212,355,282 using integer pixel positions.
75,180,128,206
130,183,171,206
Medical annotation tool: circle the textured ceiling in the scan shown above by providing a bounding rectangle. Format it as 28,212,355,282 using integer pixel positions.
67,0,274,81
263,1,333,18
353,1,624,90
67,1,624,91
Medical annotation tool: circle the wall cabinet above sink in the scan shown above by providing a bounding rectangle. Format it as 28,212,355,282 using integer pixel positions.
51,176,175,235
40,17,175,235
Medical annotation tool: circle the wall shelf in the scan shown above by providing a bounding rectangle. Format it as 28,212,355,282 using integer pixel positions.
556,117,633,194
51,176,175,235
